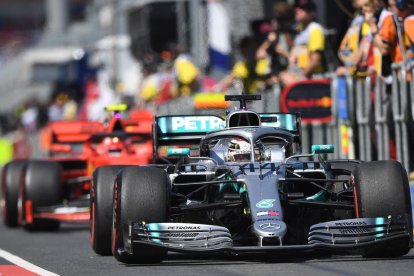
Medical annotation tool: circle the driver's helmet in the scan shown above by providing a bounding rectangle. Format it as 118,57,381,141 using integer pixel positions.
228,138,251,162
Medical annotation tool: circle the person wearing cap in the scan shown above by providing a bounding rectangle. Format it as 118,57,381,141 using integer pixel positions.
375,0,414,179
375,0,414,65
279,0,326,85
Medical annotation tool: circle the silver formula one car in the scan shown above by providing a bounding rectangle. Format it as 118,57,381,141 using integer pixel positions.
90,95,412,263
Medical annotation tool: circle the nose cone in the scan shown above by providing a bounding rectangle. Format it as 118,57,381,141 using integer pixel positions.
253,220,287,239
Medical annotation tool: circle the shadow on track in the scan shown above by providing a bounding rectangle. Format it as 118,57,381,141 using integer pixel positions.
122,250,414,267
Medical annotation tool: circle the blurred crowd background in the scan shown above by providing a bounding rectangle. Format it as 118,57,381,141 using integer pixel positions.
1,0,414,177
0,0,360,132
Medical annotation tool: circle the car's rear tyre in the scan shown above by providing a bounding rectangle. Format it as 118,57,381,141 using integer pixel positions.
112,167,169,264
352,160,412,257
1,160,26,227
91,165,129,255
21,160,62,231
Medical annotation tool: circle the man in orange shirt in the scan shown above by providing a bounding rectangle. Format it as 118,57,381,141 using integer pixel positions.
373,0,414,64
374,0,414,178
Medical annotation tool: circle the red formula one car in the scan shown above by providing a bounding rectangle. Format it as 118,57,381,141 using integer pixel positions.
1,105,153,230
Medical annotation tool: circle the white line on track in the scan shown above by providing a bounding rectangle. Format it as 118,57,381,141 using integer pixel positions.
0,248,59,276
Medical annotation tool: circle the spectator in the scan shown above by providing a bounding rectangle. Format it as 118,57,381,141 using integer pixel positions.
256,2,295,86
386,0,400,13
375,0,414,178
61,94,78,120
155,61,175,104
336,0,364,76
170,44,200,97
138,62,160,104
79,75,100,120
213,36,266,94
336,0,391,78
48,93,67,122
20,99,38,133
279,0,326,86
375,0,414,65
362,0,391,77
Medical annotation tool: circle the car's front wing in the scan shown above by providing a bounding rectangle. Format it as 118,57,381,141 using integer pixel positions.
120,217,411,256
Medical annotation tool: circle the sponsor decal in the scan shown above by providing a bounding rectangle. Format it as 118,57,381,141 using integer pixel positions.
331,221,373,234
256,199,276,208
165,233,199,238
259,222,281,231
287,97,331,109
257,211,280,217
281,79,332,123
334,221,367,226
158,116,224,133
167,226,201,230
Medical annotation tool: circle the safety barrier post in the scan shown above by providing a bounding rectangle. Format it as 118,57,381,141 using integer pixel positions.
374,75,390,160
355,76,372,161
391,63,409,170
326,74,339,159
264,84,281,113
311,122,325,148
301,123,310,155
345,76,356,159
410,61,414,125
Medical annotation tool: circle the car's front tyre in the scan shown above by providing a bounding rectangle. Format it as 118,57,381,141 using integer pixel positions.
352,160,412,257
112,166,169,263
91,165,128,255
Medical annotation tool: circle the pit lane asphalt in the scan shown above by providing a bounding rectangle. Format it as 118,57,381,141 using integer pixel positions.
0,222,414,276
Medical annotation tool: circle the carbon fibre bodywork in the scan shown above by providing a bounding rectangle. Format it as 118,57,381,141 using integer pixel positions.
3,108,154,227
111,96,412,261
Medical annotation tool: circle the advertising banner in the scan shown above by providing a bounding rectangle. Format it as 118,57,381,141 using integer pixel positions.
281,79,332,123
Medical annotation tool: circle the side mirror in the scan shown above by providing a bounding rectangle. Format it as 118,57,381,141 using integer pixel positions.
167,147,190,157
311,144,334,154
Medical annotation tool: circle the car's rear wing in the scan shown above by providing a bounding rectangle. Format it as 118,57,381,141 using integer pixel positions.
40,121,104,153
259,112,302,144
153,115,225,159
153,113,302,159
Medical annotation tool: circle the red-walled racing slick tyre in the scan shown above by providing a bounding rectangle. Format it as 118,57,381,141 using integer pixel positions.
352,160,412,257
91,165,129,255
20,160,62,230
1,160,27,227
112,167,169,263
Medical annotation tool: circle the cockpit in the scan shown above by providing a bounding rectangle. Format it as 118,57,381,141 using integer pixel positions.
203,135,288,164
